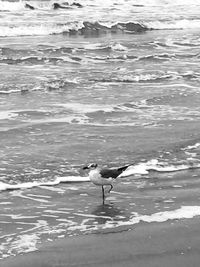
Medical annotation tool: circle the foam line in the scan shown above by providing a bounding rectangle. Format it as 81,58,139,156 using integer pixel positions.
0,176,90,192
103,206,200,229
120,159,200,177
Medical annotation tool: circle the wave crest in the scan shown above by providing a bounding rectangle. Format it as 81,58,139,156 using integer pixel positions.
146,19,200,30
0,21,148,37
90,73,174,83
1,18,200,37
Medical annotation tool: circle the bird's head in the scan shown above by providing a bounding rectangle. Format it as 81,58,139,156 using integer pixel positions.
83,163,98,170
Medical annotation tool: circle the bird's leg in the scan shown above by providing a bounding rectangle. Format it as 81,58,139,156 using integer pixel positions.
102,185,105,204
108,184,113,193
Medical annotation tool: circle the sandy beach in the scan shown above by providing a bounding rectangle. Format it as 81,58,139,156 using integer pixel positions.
2,217,200,267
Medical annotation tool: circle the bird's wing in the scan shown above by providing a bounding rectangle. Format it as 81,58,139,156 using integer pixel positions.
117,165,130,172
100,165,130,179
99,168,120,179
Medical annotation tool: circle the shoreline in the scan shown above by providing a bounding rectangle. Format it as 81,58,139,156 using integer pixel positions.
2,218,200,267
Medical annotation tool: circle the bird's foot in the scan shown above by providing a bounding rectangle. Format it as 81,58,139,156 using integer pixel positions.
108,184,113,194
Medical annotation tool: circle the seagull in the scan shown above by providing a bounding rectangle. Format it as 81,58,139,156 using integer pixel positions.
83,163,130,203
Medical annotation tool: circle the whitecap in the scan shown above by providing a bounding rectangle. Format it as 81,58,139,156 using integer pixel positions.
0,0,25,11
182,143,200,151
53,102,114,113
111,43,128,51
0,111,18,120
0,21,85,37
146,19,200,30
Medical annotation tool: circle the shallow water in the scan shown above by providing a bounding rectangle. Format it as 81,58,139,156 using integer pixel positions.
1,0,200,260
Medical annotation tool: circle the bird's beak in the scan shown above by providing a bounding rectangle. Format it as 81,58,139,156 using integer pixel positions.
83,166,89,170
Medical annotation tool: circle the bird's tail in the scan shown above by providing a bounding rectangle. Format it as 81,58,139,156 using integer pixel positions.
117,164,131,173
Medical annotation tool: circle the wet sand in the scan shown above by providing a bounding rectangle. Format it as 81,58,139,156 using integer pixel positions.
2,218,200,267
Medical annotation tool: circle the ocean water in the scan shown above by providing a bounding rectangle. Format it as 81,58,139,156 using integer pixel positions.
1,0,200,260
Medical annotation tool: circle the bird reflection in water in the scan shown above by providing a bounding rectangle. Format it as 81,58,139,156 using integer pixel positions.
91,203,128,225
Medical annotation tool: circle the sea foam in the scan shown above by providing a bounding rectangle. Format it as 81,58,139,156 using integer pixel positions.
120,159,200,177
1,158,200,192
122,206,200,226
68,206,200,233
147,19,200,30
0,111,18,120
0,176,90,192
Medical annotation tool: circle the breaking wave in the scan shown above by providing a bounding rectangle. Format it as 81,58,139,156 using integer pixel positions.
147,19,200,30
1,18,200,37
0,78,78,94
0,56,64,65
0,0,82,11
0,56,83,65
90,73,175,83
0,21,148,37
0,0,25,11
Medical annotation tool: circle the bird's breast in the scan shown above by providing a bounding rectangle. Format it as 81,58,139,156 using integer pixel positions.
89,170,113,186
89,170,101,184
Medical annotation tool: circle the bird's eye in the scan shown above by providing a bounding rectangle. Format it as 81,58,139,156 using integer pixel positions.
90,163,97,168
